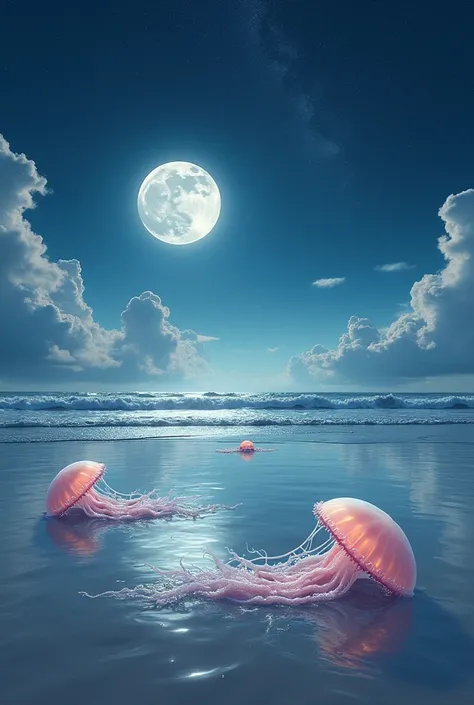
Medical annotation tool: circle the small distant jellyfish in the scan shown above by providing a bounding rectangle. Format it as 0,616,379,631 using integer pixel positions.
45,460,235,521
216,440,275,454
83,497,416,607
240,440,255,452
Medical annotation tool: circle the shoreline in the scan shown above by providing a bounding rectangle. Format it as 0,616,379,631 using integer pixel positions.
2,423,474,445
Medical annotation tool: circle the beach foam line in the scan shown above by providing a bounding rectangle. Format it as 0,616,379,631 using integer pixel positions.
1,417,473,428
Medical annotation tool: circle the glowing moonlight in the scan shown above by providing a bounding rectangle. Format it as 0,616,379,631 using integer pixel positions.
137,161,221,245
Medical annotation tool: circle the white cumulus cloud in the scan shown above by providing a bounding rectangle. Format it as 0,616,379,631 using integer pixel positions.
0,134,215,385
290,189,474,385
312,277,346,288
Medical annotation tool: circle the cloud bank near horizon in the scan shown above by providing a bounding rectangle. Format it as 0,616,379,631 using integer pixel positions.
0,134,215,384
290,188,474,385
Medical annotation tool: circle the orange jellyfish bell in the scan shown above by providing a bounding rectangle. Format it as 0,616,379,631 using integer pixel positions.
315,497,417,597
45,460,105,517
239,440,255,452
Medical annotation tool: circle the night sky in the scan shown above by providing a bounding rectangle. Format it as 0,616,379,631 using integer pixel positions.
1,0,474,391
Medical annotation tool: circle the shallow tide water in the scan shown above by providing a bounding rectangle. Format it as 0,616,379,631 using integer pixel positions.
1,429,474,705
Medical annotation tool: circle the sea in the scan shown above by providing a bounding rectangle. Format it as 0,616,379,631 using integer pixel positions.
1,390,474,705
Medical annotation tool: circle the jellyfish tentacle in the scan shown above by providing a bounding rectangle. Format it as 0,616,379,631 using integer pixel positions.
98,478,145,498
73,485,235,521
151,550,356,606
76,492,113,519
82,542,361,606
233,522,328,568
89,543,361,607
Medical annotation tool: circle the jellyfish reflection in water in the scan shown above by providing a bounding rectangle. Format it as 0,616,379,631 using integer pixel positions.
239,450,256,463
46,460,234,521
45,516,109,556
216,440,275,455
83,497,416,606
300,580,413,669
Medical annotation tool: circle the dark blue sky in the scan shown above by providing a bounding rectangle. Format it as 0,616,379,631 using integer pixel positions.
1,0,474,390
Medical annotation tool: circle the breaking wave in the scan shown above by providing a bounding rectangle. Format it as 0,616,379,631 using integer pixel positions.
0,392,473,412
1,417,473,428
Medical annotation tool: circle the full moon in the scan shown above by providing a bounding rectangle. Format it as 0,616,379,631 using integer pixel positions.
137,161,221,245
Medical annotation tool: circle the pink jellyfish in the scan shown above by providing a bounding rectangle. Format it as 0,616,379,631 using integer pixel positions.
216,440,275,454
45,460,235,521
83,497,416,606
